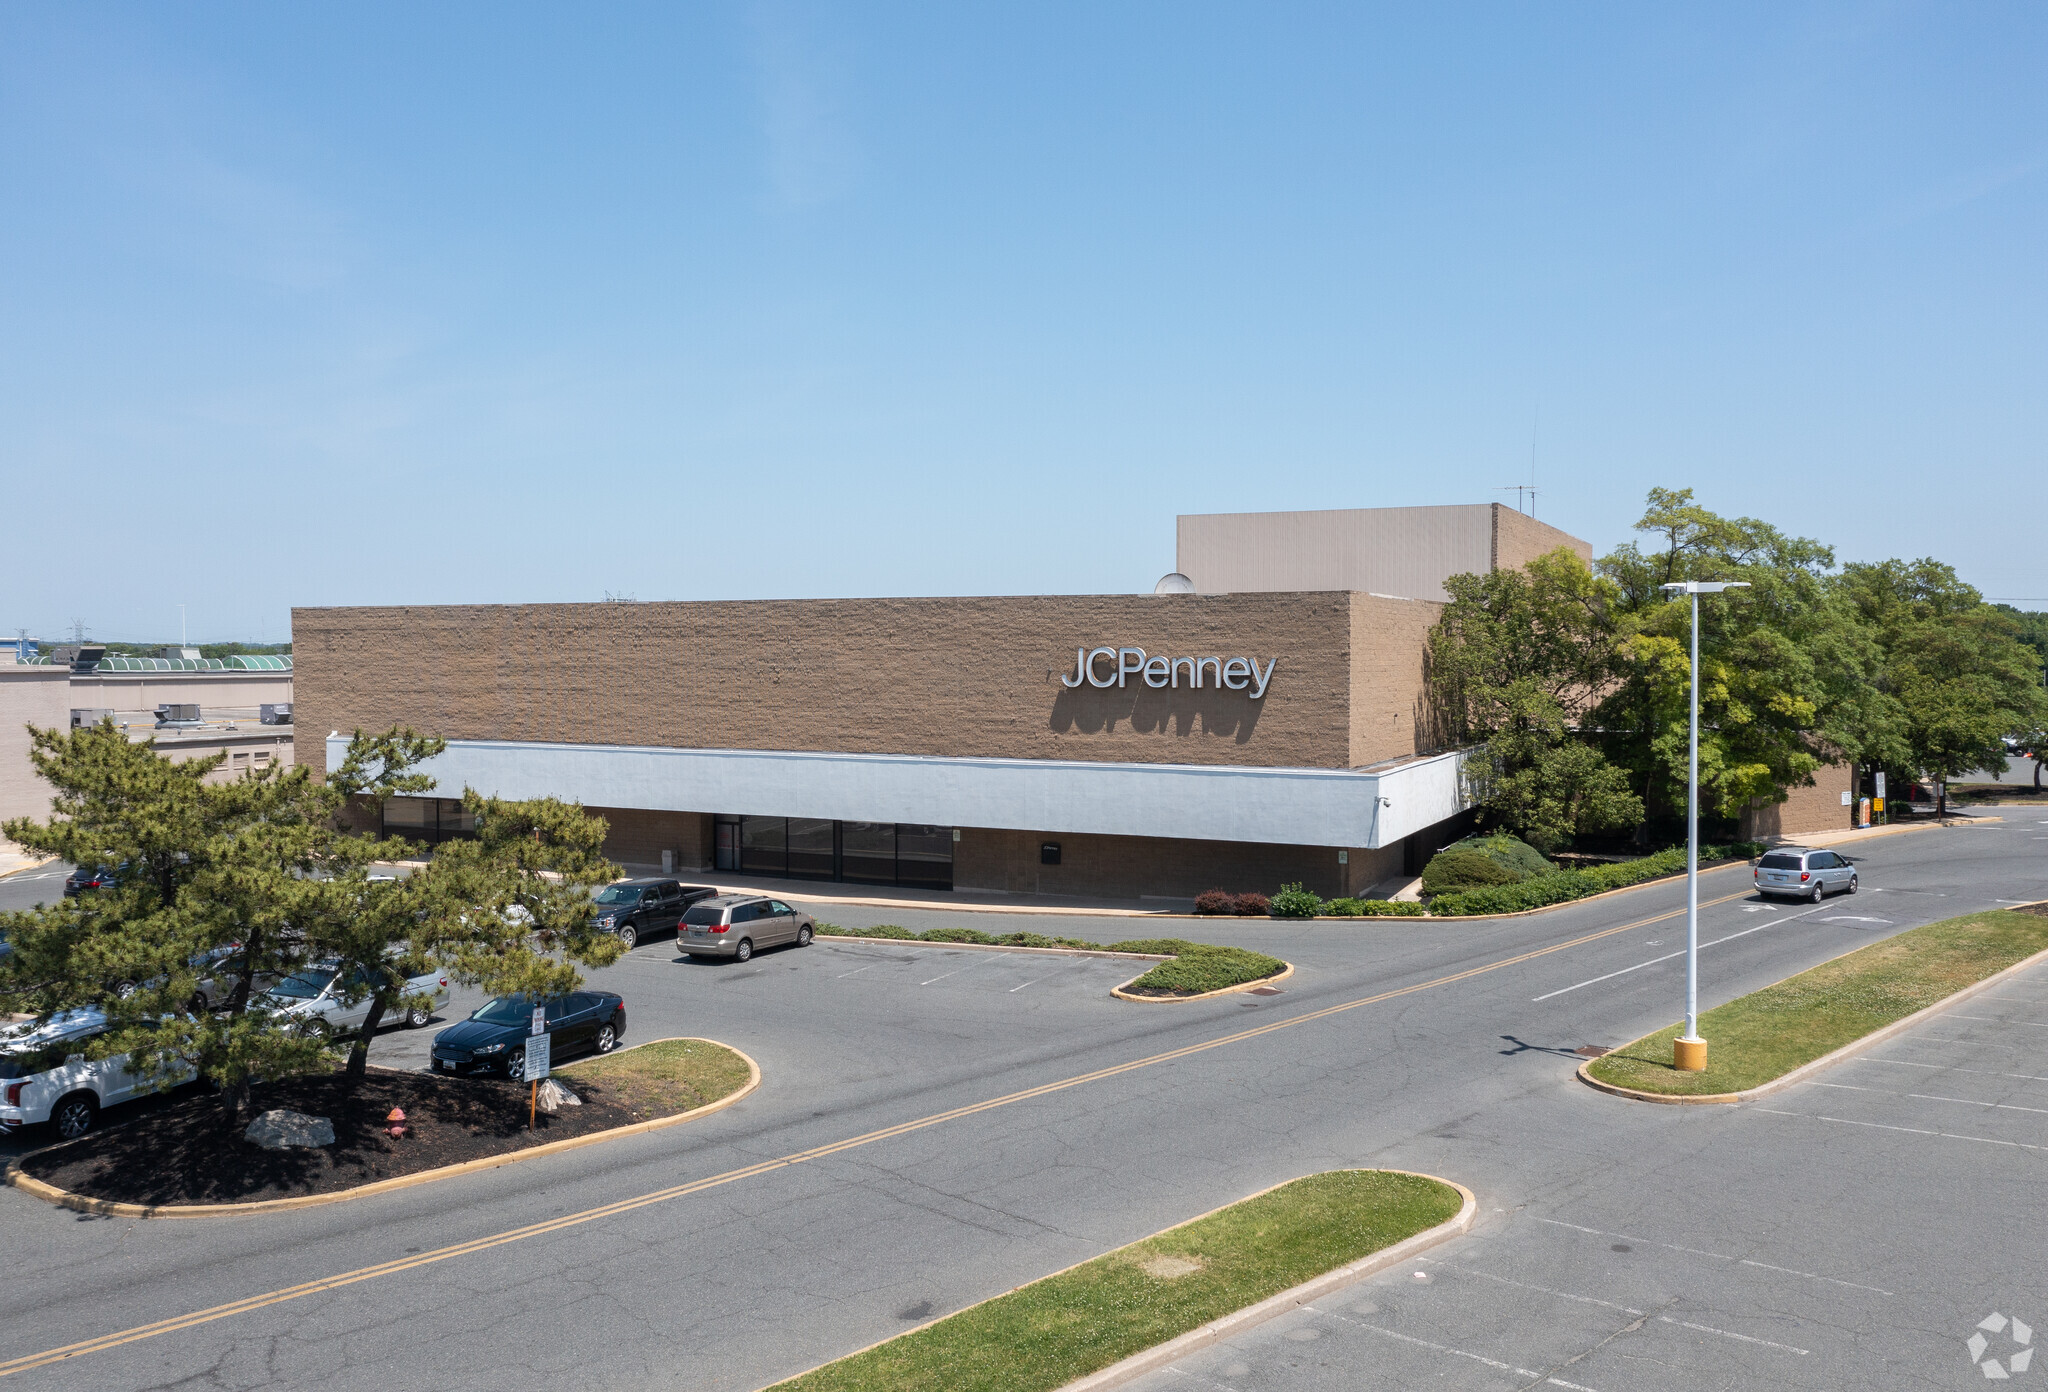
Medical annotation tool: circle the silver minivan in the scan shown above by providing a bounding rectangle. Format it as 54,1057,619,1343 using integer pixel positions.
678,895,816,963
1754,847,1858,901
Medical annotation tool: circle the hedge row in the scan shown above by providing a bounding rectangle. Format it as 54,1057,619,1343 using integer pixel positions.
1425,842,1766,916
812,924,1286,995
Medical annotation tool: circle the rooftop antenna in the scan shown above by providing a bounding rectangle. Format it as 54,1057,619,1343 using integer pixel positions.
1493,413,1541,517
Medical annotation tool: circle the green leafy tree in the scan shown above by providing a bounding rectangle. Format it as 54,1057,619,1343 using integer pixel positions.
1428,548,1644,851
1838,563,2048,812
0,722,623,1126
1594,488,1902,829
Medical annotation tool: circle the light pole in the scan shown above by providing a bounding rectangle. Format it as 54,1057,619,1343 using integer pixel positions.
1659,579,1750,1071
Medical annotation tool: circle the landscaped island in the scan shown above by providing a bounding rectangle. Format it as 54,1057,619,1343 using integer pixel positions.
769,1169,1465,1392
1587,905,2048,1097
818,925,1286,996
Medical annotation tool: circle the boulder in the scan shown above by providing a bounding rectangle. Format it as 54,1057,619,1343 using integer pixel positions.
536,1079,581,1114
243,1109,336,1149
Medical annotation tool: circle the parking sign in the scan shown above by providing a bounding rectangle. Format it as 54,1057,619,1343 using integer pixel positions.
526,1033,551,1082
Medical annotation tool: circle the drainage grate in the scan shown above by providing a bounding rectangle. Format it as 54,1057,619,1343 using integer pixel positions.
1574,1045,1611,1058
1249,986,1284,996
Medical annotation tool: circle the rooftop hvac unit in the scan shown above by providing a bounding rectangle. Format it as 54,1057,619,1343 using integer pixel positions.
260,703,294,725
154,704,202,728
70,645,106,674
70,709,116,729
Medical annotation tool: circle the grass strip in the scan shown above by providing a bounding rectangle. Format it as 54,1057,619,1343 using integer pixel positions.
556,1038,753,1117
814,925,1286,996
1426,840,1764,916
768,1169,1461,1392
1586,905,2048,1096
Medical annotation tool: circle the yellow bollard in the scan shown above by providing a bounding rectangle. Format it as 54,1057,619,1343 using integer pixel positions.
1673,1038,1708,1072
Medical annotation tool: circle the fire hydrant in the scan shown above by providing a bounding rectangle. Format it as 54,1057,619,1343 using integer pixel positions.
386,1106,408,1140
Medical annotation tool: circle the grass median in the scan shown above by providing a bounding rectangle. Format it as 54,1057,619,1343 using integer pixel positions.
768,1169,1462,1392
557,1037,755,1118
1586,905,2048,1097
817,924,1286,997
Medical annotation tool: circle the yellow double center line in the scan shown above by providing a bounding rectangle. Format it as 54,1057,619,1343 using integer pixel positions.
0,890,1746,1379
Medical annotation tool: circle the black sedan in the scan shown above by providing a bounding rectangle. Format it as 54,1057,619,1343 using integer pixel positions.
430,991,626,1082
63,864,128,896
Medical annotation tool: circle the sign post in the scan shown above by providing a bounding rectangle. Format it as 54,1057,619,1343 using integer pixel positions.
1874,771,1887,819
527,1007,551,1130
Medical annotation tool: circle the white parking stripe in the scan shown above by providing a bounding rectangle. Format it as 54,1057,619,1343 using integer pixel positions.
1658,1316,1808,1355
1811,1080,2048,1115
919,964,976,986
1312,1308,1601,1391
1757,1108,2048,1152
1533,1219,1892,1294
1947,1014,2048,1028
1533,904,1832,1003
1857,1057,2048,1085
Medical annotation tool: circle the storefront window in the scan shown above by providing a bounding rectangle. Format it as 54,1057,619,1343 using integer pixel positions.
739,816,787,877
840,821,895,885
787,818,835,879
895,824,954,890
381,797,476,847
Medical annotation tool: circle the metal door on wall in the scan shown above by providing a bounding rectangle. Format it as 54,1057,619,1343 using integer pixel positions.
714,819,740,872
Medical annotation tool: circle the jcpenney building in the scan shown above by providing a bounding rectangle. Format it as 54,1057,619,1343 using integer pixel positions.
294,505,1589,902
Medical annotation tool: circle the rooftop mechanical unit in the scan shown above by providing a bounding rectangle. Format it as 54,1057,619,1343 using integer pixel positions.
154,704,203,728
260,703,293,725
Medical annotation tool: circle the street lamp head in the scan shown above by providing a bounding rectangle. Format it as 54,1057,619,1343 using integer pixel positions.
1660,581,1752,595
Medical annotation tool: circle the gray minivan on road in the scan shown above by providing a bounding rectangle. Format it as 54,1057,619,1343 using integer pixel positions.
1754,847,1858,901
678,895,816,963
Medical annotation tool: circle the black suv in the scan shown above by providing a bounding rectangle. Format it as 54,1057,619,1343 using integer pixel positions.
590,878,717,948
63,864,128,897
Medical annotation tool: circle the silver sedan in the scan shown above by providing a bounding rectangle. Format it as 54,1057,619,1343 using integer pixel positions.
258,962,453,1035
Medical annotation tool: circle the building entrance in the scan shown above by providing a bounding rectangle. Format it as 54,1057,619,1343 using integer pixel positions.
716,815,953,889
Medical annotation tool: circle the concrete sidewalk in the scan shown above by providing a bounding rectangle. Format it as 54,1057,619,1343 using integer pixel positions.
0,842,55,880
612,865,1200,918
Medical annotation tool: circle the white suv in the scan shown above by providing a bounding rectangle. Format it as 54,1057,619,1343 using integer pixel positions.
0,1009,195,1140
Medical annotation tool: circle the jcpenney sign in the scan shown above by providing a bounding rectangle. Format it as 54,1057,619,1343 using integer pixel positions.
1059,646,1278,698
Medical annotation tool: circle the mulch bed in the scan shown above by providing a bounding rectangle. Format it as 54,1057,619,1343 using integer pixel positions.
17,1068,653,1207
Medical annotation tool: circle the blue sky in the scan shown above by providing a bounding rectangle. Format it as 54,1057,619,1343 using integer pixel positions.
4,3,2043,642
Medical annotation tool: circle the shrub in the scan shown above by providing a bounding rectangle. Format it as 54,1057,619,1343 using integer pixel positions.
1428,842,1766,916
1194,888,1238,916
1322,897,1364,917
1268,883,1325,918
1355,899,1426,916
1233,892,1271,916
1446,833,1555,879
1420,848,1522,896
920,927,998,944
1102,937,1202,956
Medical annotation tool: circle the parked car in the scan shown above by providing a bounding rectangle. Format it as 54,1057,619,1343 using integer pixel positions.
1754,847,1858,901
63,864,128,897
677,894,816,963
590,878,717,948
256,960,453,1036
429,990,626,1081
0,1008,196,1140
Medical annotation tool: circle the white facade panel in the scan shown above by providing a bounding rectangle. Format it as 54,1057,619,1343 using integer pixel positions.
335,736,1471,850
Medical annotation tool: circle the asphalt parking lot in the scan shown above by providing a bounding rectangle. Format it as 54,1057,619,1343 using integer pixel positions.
1126,953,2048,1392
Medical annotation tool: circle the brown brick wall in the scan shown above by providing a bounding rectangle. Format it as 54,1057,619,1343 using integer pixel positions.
1491,504,1595,571
1348,593,1444,767
1742,762,1855,841
585,807,714,872
293,594,1375,780
955,826,1392,901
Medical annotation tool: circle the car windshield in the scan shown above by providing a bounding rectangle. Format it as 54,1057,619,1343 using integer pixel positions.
593,885,642,905
1758,853,1804,870
267,971,335,999
471,996,539,1026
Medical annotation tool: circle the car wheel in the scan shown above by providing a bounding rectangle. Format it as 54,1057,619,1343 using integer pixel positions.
52,1093,98,1141
733,938,754,963
595,1021,618,1054
795,923,813,947
1810,881,1825,903
506,1048,527,1083
187,992,210,1016
615,922,639,950
404,1006,432,1028
1847,874,1859,895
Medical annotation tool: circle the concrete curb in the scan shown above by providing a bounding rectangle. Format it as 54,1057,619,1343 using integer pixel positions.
1053,1171,1477,1392
817,934,1171,963
2,1037,760,1219
1111,961,1297,1003
1577,903,2048,1106
0,856,57,881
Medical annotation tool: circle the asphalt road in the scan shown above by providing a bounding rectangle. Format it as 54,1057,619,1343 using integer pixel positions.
0,820,2043,1391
